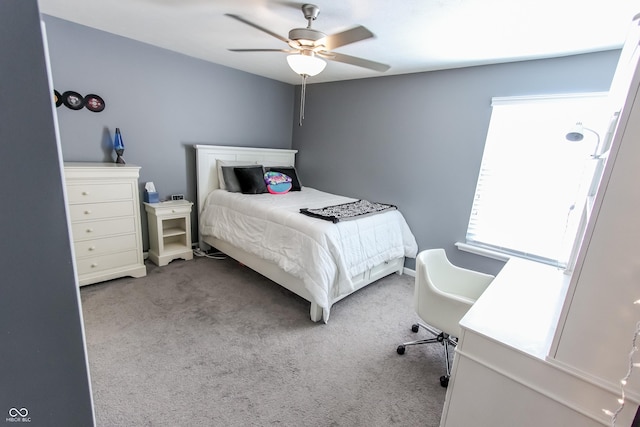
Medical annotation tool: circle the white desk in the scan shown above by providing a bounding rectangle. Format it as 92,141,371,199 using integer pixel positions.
460,258,569,359
440,259,611,427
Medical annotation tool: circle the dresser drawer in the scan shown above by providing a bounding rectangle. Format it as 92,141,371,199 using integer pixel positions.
70,217,136,241
73,234,138,258
66,183,133,203
76,250,140,275
68,200,134,222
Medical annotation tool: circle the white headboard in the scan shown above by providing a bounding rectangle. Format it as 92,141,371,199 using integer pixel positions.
194,144,297,215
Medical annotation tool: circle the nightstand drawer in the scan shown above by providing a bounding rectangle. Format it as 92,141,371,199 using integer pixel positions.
74,234,138,258
68,201,134,222
70,217,136,241
76,250,139,275
147,202,193,216
67,183,133,203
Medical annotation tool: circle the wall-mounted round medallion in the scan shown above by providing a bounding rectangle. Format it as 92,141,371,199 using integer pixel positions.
84,94,105,112
54,90,63,107
62,91,84,110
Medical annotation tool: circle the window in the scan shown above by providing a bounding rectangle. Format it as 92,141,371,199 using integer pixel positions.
464,93,612,269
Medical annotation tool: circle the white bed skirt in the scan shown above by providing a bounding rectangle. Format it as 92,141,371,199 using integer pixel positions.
202,236,405,322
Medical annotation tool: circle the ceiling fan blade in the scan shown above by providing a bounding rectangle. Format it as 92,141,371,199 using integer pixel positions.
225,13,289,44
320,51,390,72
324,26,374,50
228,49,293,53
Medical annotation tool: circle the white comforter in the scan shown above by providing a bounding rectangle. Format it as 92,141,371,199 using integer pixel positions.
199,187,418,320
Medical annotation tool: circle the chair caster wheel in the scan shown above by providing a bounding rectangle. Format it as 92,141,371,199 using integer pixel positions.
397,345,406,355
411,324,419,333
440,375,449,387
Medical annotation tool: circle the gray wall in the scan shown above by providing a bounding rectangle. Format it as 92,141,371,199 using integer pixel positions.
0,1,94,425
292,51,621,275
2,8,618,425
43,14,620,276
42,15,295,248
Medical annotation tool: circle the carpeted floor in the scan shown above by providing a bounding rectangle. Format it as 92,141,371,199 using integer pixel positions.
80,256,447,426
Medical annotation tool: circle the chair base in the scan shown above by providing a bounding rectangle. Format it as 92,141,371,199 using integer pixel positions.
397,322,458,387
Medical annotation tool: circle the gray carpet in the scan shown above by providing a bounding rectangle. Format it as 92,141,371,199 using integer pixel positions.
80,256,447,426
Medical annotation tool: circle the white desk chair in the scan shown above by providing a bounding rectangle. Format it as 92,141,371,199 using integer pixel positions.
397,248,494,387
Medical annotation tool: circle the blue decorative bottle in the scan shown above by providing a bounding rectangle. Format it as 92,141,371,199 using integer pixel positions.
113,127,125,164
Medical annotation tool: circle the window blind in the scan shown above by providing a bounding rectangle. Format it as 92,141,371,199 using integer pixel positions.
465,93,608,267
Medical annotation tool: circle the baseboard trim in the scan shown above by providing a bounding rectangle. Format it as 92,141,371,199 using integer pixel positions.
403,267,416,277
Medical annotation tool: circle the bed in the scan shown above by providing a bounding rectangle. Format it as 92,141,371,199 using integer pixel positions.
195,144,418,322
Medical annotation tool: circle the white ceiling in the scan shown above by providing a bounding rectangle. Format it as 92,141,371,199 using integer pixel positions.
38,0,638,85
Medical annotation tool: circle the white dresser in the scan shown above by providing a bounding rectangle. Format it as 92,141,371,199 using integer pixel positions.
64,163,147,286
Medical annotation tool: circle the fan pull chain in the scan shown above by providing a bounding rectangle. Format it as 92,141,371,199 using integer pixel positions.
299,74,308,126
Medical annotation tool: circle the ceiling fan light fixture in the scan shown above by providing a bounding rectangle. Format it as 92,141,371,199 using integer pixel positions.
287,53,326,77
225,3,388,126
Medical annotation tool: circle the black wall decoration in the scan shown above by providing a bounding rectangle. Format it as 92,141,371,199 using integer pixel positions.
84,93,105,112
53,89,63,107
54,89,106,112
62,90,84,109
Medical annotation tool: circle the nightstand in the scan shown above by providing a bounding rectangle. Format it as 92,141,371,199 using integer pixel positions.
144,200,193,266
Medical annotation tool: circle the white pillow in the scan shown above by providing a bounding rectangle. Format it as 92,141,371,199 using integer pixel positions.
216,160,256,190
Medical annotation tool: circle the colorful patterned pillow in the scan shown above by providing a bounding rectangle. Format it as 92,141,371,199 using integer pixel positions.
265,166,302,191
264,171,292,194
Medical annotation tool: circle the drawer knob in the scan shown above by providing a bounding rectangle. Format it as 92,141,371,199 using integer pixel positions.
172,209,176,213
91,263,98,268
82,191,90,196
88,246,96,251
86,228,93,233
84,210,92,215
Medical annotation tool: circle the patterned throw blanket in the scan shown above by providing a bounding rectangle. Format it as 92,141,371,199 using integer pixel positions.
300,199,397,223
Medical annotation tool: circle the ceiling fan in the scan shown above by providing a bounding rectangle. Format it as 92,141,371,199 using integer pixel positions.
225,3,390,75
225,3,390,125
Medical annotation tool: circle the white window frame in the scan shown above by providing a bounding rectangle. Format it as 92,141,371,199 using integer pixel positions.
461,92,612,270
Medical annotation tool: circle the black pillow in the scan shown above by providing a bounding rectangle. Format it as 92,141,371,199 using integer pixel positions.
222,165,254,193
266,166,302,191
234,166,267,194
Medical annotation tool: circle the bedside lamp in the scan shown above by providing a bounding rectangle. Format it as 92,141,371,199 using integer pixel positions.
113,128,125,164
